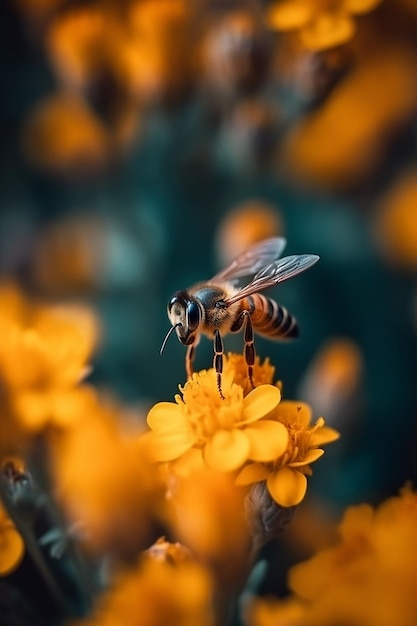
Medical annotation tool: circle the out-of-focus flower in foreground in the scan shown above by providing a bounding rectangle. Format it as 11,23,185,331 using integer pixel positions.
246,486,417,626
0,285,98,453
266,0,383,50
170,468,250,587
0,500,25,576
237,401,339,507
146,367,285,474
50,398,166,559
71,545,215,626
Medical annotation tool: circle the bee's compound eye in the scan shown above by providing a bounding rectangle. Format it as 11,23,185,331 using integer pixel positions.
186,302,200,330
168,296,179,312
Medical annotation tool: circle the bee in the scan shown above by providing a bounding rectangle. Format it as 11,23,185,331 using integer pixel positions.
161,238,319,398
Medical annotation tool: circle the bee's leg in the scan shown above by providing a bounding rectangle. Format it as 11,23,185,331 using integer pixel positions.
232,310,256,389
185,335,200,380
242,311,256,389
213,329,225,400
186,343,195,380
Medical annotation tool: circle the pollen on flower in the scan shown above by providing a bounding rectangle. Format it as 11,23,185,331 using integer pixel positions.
146,361,282,474
225,353,276,395
177,369,246,440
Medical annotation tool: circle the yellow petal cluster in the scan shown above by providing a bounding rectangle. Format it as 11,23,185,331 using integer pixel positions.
237,401,339,507
246,487,417,626
146,367,284,474
0,286,98,453
266,0,383,50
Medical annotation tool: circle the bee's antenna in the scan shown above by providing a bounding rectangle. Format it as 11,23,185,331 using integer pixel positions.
160,324,181,355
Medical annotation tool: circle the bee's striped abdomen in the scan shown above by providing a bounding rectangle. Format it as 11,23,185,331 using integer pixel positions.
246,294,298,338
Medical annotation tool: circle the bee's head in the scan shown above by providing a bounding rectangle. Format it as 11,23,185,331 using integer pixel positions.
165,290,201,347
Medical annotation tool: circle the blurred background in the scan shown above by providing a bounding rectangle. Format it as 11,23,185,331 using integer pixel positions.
1,0,417,521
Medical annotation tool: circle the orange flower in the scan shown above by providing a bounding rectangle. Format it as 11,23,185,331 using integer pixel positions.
247,488,417,626
237,401,339,507
170,469,250,586
0,294,98,437
266,0,382,50
50,397,165,558
21,93,110,177
0,501,25,576
146,366,285,475
71,552,214,626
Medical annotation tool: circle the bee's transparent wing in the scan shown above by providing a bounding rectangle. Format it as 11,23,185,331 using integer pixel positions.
211,237,287,283
224,254,320,306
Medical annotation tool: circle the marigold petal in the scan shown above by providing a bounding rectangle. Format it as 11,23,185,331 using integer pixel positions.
310,426,340,446
235,462,270,485
172,448,205,477
0,524,25,575
147,432,194,462
289,448,324,467
245,420,289,462
275,401,311,427
204,429,250,472
147,402,185,433
267,467,307,507
240,385,281,425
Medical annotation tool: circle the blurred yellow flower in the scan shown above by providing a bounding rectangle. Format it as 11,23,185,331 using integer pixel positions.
51,397,165,558
0,289,98,442
236,401,339,507
0,287,100,457
282,46,417,189
266,0,382,50
375,170,417,269
249,489,417,626
146,366,285,474
170,469,250,587
215,201,283,269
47,7,106,90
247,487,417,626
21,92,110,178
0,501,25,576
71,551,214,626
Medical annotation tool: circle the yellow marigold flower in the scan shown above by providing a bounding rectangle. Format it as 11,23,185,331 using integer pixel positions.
146,366,285,474
0,501,25,576
50,396,166,559
0,287,98,447
236,401,339,507
248,487,417,626
71,553,214,626
266,0,382,50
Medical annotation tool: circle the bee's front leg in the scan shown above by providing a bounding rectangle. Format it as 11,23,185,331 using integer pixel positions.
231,310,256,389
186,343,195,380
213,329,225,400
